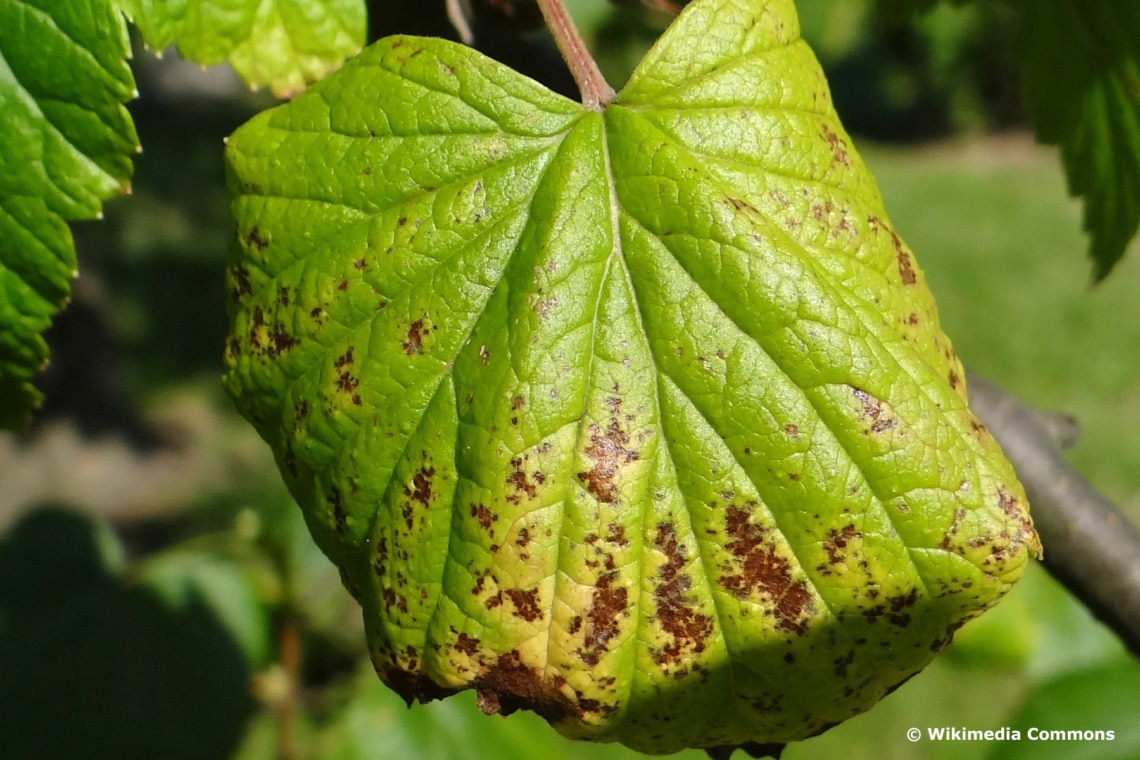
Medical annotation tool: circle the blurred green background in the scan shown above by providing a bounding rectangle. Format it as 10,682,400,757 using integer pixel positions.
1,1,1139,759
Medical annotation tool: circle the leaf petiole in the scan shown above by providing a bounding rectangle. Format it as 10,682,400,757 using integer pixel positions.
535,0,615,108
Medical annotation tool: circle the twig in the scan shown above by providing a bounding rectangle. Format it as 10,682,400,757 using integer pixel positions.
276,615,302,760
968,372,1140,659
535,0,615,108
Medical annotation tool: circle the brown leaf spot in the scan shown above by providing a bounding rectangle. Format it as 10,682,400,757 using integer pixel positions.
383,668,458,707
577,421,639,504
888,230,917,285
470,502,494,531
506,458,538,505
535,295,559,320
852,388,896,433
581,586,628,665
230,266,252,298
886,588,919,627
728,196,757,214
652,523,714,665
473,651,574,722
505,588,542,622
403,319,426,355
245,226,269,251
568,615,582,635
824,524,860,564
721,506,812,634
404,466,436,508
476,689,501,715
373,537,388,576
455,632,479,656
336,370,359,396
330,487,346,533
270,328,298,356
821,123,850,167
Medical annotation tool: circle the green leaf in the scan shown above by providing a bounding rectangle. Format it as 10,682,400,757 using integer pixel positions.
1018,0,1140,279
0,508,255,760
986,656,1140,760
140,548,275,668
0,0,137,429
119,0,367,97
223,0,1040,752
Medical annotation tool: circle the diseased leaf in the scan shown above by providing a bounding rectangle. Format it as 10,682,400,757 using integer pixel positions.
1018,0,1140,279
119,0,366,97
223,0,1040,752
0,0,138,429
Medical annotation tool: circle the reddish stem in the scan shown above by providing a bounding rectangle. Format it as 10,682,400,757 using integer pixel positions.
536,0,615,108
276,616,301,760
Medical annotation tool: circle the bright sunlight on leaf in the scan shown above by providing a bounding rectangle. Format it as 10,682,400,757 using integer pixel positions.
223,0,1040,753
119,0,367,97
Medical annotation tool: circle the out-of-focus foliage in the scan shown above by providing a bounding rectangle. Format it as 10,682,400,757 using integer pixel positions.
1018,0,1140,279
0,509,257,760
0,0,137,430
990,655,1140,760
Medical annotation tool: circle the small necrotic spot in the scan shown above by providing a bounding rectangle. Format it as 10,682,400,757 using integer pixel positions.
405,466,435,507
330,487,346,532
505,588,542,622
403,319,426,355
245,226,269,251
470,503,494,531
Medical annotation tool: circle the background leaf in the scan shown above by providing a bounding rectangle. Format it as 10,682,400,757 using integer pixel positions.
1017,0,1140,279
986,654,1140,760
0,0,137,429
0,509,259,760
119,0,367,97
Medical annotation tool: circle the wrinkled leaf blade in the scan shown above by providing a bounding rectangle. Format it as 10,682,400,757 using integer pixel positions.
0,0,137,429
224,0,1038,751
119,0,367,97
